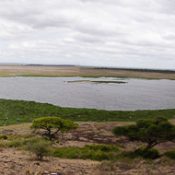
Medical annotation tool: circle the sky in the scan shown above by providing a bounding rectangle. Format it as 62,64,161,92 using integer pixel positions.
0,0,175,69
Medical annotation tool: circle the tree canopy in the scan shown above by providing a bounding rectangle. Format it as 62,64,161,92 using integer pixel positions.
32,117,78,140
113,117,175,149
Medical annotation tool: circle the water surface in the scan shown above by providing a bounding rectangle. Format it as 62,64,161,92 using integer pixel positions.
0,77,174,110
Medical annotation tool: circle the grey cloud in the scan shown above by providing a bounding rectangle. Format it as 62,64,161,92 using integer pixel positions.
163,34,175,41
0,0,175,69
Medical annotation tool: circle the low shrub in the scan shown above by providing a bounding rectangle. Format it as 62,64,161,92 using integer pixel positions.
25,138,51,160
0,135,8,140
122,148,160,159
165,150,175,159
7,136,36,148
7,139,25,148
135,148,160,159
52,144,119,161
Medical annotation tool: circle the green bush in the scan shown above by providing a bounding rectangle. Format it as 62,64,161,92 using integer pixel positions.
165,151,175,159
122,148,160,159
7,136,36,148
113,117,175,150
25,139,51,160
85,144,119,152
135,148,160,159
0,135,8,140
52,144,119,161
7,137,30,148
8,139,25,148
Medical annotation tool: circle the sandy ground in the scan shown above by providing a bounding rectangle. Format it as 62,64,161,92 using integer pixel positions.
0,65,175,79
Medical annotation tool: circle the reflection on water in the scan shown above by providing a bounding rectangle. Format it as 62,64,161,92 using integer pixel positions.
0,77,174,110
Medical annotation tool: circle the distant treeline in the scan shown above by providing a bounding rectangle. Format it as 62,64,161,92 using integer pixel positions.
0,64,174,73
26,65,175,73
92,67,175,73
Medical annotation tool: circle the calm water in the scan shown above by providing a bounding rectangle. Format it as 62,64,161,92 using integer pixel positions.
0,77,175,110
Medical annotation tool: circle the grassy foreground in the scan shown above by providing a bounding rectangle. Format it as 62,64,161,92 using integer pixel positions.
0,99,174,125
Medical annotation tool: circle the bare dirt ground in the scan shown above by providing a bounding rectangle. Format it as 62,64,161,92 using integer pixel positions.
0,148,175,175
0,122,175,175
0,65,175,79
0,148,99,175
97,159,175,175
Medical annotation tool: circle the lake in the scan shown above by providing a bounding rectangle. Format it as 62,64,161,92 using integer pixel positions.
0,77,174,110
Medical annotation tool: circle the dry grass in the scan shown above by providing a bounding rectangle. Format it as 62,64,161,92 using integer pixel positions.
0,123,32,135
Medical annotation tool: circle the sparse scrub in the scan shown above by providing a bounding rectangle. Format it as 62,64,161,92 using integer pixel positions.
7,139,26,148
121,148,160,159
52,144,119,161
165,150,175,159
25,138,51,160
6,136,38,148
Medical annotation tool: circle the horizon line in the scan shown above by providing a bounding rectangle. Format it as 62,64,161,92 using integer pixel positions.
0,63,175,72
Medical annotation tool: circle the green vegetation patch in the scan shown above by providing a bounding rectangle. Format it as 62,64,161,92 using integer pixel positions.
165,150,175,159
0,135,40,148
121,148,160,159
113,117,175,150
25,138,51,160
52,144,120,161
0,99,174,125
0,134,120,161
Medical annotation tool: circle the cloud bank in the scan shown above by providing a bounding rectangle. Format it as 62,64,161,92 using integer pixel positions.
0,0,175,69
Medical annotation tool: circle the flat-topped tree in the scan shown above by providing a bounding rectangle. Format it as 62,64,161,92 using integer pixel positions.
113,117,175,149
32,117,78,141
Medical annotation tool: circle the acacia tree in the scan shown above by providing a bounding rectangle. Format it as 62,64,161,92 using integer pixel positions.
113,117,175,150
32,117,78,141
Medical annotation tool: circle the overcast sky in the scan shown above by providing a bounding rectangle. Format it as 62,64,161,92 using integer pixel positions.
0,0,175,69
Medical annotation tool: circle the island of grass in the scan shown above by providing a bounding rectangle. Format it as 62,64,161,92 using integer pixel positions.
67,80,127,84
